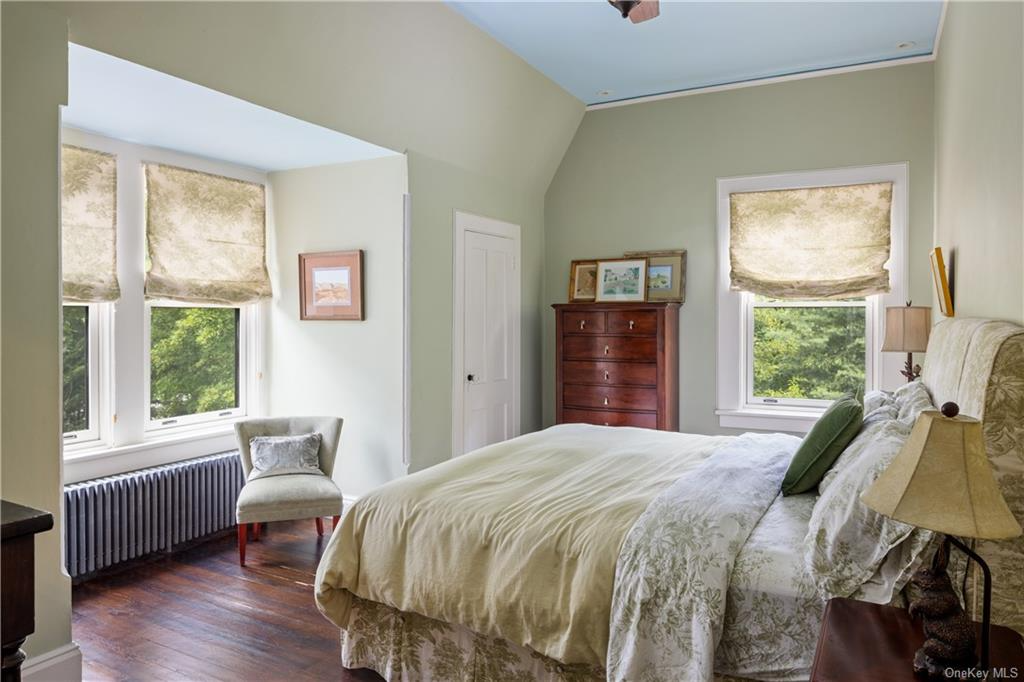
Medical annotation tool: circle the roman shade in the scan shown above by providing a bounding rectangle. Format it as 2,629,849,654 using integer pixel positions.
62,145,120,302
144,163,271,304
729,182,893,300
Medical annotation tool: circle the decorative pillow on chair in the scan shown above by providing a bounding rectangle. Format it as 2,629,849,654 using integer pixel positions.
781,394,863,495
248,433,323,481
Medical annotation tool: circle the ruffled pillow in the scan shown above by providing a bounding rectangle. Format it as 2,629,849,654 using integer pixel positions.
804,419,932,599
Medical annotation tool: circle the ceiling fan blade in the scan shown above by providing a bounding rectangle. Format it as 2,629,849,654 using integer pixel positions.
629,0,659,23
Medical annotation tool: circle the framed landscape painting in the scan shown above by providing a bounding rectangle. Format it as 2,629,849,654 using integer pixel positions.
568,260,598,302
626,249,686,303
299,250,364,320
595,258,648,302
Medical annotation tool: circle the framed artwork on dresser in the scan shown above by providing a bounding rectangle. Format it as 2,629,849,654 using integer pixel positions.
625,250,686,303
595,258,648,302
568,260,598,302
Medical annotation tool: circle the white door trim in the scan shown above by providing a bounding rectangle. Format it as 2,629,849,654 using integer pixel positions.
451,210,521,458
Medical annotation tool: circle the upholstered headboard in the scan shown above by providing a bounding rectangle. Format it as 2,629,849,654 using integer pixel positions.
920,318,1024,634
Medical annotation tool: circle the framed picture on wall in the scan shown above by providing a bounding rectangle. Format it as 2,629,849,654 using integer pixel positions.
625,249,687,303
568,260,598,302
299,250,364,320
930,246,954,317
595,258,648,302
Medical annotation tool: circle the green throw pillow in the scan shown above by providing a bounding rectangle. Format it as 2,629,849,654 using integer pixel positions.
782,394,863,495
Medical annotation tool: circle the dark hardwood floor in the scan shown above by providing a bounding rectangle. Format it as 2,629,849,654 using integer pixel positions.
73,519,384,682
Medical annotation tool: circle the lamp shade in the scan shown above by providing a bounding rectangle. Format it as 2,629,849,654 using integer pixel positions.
861,410,1022,540
881,305,931,353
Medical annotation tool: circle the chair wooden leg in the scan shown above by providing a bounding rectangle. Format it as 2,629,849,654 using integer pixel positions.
238,523,248,566
253,522,261,541
332,515,340,530
315,517,324,537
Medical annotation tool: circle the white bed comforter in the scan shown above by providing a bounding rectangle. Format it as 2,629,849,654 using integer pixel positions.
608,433,801,682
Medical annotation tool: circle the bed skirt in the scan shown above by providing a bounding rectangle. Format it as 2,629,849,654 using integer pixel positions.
338,595,605,682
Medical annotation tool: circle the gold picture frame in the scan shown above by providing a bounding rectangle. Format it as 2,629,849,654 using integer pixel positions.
625,249,686,303
930,247,954,317
568,260,598,302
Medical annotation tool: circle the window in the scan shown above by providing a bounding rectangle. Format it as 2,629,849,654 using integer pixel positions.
147,305,245,429
748,296,869,407
62,304,97,440
716,164,907,432
61,131,268,475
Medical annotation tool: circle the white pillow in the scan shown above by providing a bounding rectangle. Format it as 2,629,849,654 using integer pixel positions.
804,419,932,600
248,433,323,481
893,380,936,425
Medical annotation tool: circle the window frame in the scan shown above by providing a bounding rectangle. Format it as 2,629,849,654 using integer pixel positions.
715,163,908,433
62,303,103,446
60,127,267,480
743,295,874,410
143,301,250,433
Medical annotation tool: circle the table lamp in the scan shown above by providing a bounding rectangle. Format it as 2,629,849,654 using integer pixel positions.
861,403,1022,678
882,302,931,381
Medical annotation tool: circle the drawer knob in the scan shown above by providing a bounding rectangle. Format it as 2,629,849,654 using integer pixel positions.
629,320,635,330
604,370,610,381
603,422,610,427
603,397,609,406
579,319,586,330
604,345,610,355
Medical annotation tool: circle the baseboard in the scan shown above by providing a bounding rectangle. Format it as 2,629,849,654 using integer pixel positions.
22,642,82,682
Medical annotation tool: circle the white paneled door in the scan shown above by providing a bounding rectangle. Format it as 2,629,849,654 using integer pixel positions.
452,212,520,456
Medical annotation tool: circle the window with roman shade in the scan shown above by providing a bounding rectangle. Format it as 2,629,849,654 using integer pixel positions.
144,163,271,305
728,182,893,300
62,145,120,302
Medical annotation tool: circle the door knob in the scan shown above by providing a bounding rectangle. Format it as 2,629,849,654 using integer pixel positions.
467,374,475,382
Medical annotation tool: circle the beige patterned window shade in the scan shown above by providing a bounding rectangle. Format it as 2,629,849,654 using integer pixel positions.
144,163,271,304
729,182,893,300
62,145,120,302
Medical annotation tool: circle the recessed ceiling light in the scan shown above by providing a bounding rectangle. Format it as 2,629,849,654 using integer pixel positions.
597,89,613,97
897,41,917,50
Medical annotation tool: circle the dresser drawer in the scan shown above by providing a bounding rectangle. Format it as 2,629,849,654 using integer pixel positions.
562,335,658,361
562,408,658,429
562,361,657,386
563,311,605,334
563,384,659,411
607,310,659,335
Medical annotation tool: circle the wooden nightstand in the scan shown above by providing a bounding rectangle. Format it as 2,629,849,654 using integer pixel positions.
811,598,1024,682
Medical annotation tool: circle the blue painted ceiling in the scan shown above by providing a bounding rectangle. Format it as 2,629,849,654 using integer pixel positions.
449,1,943,105
65,44,399,171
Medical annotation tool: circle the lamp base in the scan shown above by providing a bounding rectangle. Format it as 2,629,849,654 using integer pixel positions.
908,538,978,678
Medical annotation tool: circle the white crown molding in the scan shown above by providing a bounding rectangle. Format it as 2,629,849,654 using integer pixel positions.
586,53,936,112
23,642,82,682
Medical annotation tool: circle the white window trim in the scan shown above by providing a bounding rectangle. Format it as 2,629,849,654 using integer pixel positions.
715,163,909,433
60,127,268,480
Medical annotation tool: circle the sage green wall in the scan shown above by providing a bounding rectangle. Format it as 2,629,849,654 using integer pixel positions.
407,153,548,469
544,63,936,435
54,1,584,473
934,1,1024,324
267,156,408,495
1,3,74,659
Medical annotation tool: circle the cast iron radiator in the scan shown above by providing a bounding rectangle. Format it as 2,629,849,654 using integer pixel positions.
64,451,244,579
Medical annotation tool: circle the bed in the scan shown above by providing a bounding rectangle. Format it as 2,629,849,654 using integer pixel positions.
314,318,1024,682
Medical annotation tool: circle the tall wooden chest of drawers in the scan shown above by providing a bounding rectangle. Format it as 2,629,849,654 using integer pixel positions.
553,302,679,431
